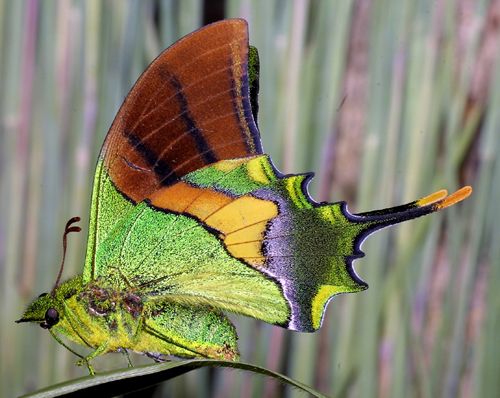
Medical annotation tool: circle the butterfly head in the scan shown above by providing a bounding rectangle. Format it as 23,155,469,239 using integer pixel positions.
16,217,82,329
16,292,62,329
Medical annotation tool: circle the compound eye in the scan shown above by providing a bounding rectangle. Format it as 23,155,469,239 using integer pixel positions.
43,308,59,328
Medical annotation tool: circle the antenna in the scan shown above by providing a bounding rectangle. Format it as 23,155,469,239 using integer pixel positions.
51,217,81,295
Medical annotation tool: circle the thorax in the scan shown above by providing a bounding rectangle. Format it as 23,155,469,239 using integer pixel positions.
55,280,145,350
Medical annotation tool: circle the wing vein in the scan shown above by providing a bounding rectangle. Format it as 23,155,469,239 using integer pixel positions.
130,41,244,133
131,64,242,138
118,205,149,269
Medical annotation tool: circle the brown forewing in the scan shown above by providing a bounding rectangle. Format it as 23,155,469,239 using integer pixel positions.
101,19,262,203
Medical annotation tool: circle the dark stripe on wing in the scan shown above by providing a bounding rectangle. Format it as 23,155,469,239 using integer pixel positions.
227,61,263,155
239,62,262,154
228,65,249,153
160,66,218,164
125,132,178,186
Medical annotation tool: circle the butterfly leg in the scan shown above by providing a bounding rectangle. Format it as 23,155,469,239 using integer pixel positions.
76,358,96,376
118,347,133,367
75,342,109,375
48,314,100,375
49,329,89,366
145,352,169,362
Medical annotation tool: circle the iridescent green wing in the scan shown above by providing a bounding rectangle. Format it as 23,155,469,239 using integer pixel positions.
84,18,471,337
181,157,470,331
93,155,470,332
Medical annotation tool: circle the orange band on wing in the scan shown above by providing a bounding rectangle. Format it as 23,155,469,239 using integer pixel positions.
149,182,278,267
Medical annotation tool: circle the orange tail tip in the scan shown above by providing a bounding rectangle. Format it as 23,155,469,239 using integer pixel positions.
435,186,472,210
354,186,472,229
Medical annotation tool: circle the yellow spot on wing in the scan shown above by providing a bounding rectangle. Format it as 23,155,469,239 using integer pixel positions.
246,156,271,184
224,221,268,245
285,175,311,209
226,241,266,265
311,285,347,330
213,158,250,172
185,193,233,220
205,196,277,233
205,196,277,267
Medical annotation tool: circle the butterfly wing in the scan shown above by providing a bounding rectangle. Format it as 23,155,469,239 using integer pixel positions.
102,19,262,201
83,19,471,334
83,19,262,282
91,153,470,332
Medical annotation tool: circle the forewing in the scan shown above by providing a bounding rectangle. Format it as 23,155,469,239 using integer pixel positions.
102,18,262,203
82,19,470,332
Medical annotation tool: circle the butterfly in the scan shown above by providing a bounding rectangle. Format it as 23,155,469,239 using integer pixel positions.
17,19,471,374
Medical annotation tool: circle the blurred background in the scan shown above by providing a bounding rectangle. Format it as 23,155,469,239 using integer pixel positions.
1,0,498,397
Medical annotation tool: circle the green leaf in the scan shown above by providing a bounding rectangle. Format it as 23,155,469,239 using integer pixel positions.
20,359,328,398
